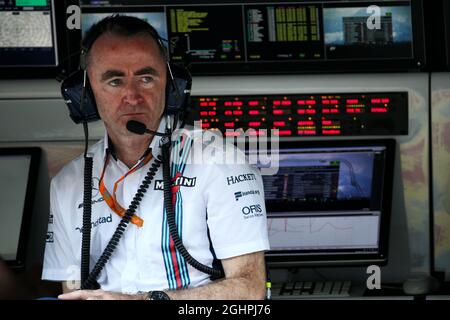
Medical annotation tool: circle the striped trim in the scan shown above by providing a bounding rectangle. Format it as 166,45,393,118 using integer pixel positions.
161,134,193,289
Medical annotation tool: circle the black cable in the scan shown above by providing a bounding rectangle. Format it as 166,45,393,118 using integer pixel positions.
82,158,162,289
80,67,93,287
80,155,93,286
161,139,225,279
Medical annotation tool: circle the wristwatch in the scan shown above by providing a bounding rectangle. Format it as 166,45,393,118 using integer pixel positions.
147,290,171,300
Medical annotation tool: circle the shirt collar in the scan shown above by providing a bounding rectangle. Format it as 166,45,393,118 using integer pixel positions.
103,117,167,162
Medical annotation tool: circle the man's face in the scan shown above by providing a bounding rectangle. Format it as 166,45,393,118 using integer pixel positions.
87,33,167,138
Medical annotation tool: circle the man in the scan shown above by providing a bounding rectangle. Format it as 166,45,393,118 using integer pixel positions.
42,16,270,300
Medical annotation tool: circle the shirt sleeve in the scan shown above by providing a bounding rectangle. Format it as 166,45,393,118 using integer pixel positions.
203,144,270,260
41,177,80,282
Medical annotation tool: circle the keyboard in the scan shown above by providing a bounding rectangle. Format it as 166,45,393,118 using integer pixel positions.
271,280,352,299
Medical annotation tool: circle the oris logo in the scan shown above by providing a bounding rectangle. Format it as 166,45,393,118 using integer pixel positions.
242,204,262,215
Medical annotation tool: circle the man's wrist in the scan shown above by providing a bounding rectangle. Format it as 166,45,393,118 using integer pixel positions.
137,290,171,300
147,290,171,300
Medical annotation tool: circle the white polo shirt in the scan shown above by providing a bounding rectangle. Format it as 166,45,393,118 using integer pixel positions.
42,121,270,294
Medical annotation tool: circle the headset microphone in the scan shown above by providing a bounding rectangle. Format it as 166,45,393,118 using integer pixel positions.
126,120,169,137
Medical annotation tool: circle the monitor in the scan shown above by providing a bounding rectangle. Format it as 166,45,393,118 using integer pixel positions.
78,0,425,74
0,0,58,68
256,139,395,267
81,6,168,43
0,147,41,269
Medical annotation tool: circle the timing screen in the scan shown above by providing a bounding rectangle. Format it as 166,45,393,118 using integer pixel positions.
81,1,414,64
263,146,384,213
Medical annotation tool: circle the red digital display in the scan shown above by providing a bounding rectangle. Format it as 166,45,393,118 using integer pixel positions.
371,107,388,113
193,92,407,137
322,129,341,135
298,130,316,135
248,130,266,136
249,121,262,127
274,130,292,136
225,131,241,137
346,108,363,113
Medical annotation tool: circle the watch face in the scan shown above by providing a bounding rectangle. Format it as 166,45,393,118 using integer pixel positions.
151,291,171,300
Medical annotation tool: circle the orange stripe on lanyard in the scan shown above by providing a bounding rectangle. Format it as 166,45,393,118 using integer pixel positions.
99,152,153,227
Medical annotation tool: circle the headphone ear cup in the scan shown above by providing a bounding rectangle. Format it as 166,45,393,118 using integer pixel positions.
61,70,101,124
165,63,192,115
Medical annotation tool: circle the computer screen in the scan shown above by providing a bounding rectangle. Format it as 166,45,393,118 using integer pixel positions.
81,6,168,43
256,139,395,267
79,0,425,74
0,0,58,67
0,148,40,269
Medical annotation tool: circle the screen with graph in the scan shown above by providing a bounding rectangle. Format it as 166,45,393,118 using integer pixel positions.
0,0,58,67
261,139,395,266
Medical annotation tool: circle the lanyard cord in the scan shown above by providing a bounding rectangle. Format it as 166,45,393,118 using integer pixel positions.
98,152,153,227
82,156,162,290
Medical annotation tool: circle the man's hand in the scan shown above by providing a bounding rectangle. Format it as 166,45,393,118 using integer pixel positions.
59,251,267,300
58,289,145,300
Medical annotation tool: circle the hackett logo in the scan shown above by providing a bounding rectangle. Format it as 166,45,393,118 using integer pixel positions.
154,176,197,190
226,173,256,185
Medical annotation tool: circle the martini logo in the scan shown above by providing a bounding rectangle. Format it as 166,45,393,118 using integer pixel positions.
154,174,197,191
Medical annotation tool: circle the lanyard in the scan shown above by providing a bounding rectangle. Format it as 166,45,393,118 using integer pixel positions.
99,152,153,227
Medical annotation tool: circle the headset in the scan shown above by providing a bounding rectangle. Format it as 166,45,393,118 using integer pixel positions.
61,15,192,125
59,15,224,290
